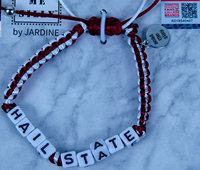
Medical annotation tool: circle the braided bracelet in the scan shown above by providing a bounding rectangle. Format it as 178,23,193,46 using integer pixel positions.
1,2,154,168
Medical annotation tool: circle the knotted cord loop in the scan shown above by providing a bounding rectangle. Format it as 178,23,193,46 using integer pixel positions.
125,23,139,36
49,153,62,166
88,17,122,36
2,103,16,113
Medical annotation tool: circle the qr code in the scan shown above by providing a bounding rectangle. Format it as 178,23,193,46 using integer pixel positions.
182,3,198,18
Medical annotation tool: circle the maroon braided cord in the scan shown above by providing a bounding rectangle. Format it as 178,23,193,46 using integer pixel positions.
124,25,151,136
0,6,5,10
1,2,153,163
2,23,151,137
2,24,151,137
2,23,85,113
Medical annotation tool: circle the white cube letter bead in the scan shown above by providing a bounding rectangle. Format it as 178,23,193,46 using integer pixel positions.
37,140,56,160
26,128,46,147
7,106,26,125
89,139,110,162
77,150,95,168
61,151,78,168
105,135,125,154
15,118,35,137
119,127,140,147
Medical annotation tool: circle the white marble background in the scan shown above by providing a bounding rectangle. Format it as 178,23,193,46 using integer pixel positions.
0,0,200,170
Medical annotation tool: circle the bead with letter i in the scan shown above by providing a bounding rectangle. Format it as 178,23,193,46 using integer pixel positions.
26,128,46,147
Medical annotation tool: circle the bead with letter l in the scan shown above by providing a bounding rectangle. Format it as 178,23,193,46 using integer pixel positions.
37,140,56,159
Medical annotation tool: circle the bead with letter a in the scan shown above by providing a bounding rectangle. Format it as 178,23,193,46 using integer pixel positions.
90,139,110,162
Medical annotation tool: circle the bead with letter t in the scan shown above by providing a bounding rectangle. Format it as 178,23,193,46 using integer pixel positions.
77,150,95,167
105,135,125,154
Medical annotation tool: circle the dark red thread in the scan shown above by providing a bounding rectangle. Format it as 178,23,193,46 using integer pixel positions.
126,24,152,136
3,24,84,100
88,17,122,36
49,153,62,166
1,103,17,113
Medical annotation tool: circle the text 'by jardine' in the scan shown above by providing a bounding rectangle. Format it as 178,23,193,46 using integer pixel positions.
13,28,59,37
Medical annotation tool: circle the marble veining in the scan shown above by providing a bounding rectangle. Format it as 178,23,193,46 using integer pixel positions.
0,0,200,170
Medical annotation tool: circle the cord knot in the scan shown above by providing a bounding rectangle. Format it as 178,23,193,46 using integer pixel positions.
88,17,122,36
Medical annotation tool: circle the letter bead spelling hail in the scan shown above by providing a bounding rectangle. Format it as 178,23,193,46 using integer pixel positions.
26,128,46,148
7,106,26,125
37,140,56,160
15,118,35,137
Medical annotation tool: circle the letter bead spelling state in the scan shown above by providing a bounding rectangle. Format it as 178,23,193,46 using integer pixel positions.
119,126,140,147
105,135,125,154
90,139,110,162
61,151,78,168
77,150,95,168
